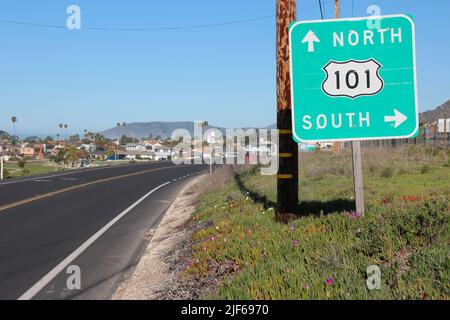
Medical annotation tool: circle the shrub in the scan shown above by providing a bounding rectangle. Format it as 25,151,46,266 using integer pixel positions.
420,164,431,174
443,159,450,168
17,159,26,168
368,164,378,175
380,166,394,178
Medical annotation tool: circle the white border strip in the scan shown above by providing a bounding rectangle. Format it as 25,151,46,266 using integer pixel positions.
289,14,419,143
18,180,171,300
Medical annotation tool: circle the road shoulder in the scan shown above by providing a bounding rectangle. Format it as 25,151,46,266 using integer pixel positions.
113,174,206,300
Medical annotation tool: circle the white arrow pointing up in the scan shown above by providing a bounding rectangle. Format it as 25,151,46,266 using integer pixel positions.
384,109,407,128
301,30,320,53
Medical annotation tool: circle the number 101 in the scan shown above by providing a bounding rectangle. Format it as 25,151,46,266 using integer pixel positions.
334,69,371,90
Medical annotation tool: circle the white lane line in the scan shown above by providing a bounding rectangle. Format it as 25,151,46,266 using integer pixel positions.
18,180,172,300
34,179,52,182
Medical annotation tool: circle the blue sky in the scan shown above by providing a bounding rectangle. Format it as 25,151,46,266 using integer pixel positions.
0,0,449,136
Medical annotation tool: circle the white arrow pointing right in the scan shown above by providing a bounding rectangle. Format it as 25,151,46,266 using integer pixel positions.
384,109,407,128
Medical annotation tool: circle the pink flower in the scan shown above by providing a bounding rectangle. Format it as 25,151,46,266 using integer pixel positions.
290,225,296,231
346,211,362,220
292,240,300,247
325,277,334,286
304,283,310,290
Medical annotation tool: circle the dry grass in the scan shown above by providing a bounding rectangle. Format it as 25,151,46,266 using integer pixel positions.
198,165,240,194
300,145,449,179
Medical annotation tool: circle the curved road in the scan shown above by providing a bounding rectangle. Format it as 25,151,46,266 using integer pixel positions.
0,161,206,300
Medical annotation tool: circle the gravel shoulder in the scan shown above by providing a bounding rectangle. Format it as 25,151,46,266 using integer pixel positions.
113,175,206,300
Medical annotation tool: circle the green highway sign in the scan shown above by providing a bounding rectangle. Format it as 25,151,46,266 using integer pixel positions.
289,14,418,142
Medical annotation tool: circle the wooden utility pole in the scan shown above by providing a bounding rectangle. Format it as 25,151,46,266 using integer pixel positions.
334,0,340,18
276,0,298,222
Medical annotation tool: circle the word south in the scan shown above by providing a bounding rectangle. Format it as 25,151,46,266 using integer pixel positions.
302,112,371,130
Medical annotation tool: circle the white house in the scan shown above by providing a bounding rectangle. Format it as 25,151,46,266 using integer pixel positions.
125,143,147,152
121,151,154,161
438,118,450,133
154,145,172,161
143,140,165,151
79,143,96,152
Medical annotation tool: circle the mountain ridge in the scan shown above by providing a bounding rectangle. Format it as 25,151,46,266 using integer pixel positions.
101,121,276,139
100,99,449,139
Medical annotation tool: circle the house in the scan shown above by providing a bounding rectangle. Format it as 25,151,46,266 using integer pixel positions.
20,146,37,158
126,151,154,160
437,118,450,133
86,151,107,161
143,140,165,151
115,150,154,161
44,144,55,153
125,143,147,152
79,143,96,152
154,145,172,161
318,142,333,150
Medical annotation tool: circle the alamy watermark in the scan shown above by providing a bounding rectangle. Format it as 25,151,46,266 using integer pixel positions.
66,5,81,30
366,265,381,290
170,121,279,175
66,265,81,290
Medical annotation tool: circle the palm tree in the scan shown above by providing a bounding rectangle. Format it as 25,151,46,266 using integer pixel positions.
64,124,68,141
11,116,17,145
59,123,63,142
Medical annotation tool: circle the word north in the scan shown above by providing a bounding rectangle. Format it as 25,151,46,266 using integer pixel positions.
302,112,370,130
333,28,402,47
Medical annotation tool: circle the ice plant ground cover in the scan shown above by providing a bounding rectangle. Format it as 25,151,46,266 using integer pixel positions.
188,145,450,299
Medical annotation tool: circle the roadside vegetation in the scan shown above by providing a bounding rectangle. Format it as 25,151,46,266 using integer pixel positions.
3,159,56,178
188,145,450,299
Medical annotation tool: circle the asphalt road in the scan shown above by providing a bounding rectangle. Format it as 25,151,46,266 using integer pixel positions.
0,161,207,300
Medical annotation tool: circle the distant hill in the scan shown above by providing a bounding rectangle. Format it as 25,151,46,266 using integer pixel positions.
101,122,197,139
420,99,450,124
101,122,276,139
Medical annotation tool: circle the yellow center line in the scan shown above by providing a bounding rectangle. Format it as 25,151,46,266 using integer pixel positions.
0,165,190,213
